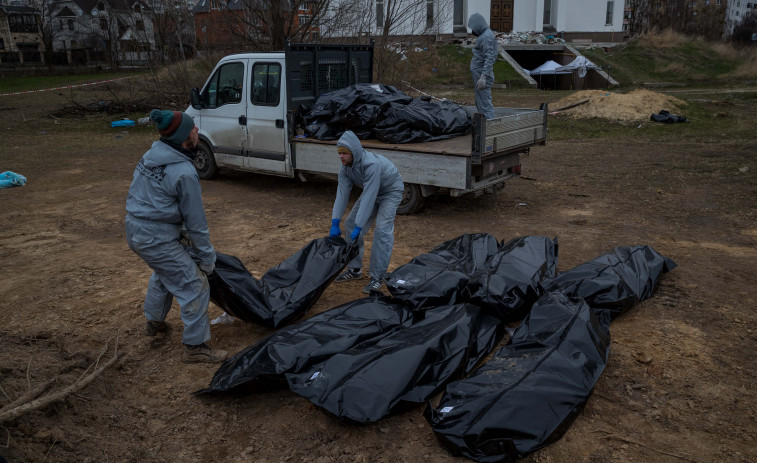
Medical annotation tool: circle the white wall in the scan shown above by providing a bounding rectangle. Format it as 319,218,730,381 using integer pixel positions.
512,0,541,32
323,0,626,38
479,0,625,34
554,0,624,32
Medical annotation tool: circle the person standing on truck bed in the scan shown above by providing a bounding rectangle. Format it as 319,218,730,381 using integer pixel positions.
329,130,405,294
469,12,498,119
125,109,228,364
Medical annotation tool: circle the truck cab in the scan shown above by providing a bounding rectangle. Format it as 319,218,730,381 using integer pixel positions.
186,53,291,178
186,43,375,181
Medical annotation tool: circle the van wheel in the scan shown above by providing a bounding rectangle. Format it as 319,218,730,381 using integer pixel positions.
194,141,218,180
397,183,425,215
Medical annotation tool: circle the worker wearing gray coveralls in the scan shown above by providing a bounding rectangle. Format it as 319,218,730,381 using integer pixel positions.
469,13,498,119
125,109,227,364
330,130,404,294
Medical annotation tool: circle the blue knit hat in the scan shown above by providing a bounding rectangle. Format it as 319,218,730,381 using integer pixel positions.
150,109,194,145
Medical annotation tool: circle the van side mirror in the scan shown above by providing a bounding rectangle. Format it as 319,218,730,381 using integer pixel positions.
190,87,203,109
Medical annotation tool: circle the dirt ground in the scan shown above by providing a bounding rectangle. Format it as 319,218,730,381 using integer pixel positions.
0,86,755,463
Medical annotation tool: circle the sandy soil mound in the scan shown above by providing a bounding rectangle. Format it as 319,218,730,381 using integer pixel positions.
552,89,687,123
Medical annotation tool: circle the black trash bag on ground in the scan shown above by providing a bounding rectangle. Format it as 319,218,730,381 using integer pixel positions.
288,303,505,423
197,294,415,394
374,98,472,144
207,237,358,328
465,236,558,322
385,233,500,309
650,109,689,123
540,245,677,320
425,291,611,463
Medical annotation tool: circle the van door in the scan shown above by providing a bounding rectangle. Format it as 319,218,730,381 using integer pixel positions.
199,59,248,169
244,60,290,176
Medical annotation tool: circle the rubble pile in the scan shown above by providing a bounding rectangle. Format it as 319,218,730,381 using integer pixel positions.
459,31,567,49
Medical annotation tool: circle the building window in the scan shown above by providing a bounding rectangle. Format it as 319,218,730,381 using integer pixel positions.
0,38,4,50
426,0,434,28
606,1,614,25
376,0,384,29
68,19,74,30
100,18,108,30
716,0,721,5
136,20,144,30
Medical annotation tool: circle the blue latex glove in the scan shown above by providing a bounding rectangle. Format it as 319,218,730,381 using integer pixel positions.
350,226,362,241
329,218,341,237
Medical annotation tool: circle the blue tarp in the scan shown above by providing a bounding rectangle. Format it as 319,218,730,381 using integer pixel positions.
0,171,26,188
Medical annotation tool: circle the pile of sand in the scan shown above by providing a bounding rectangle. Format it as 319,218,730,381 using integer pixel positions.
551,89,687,123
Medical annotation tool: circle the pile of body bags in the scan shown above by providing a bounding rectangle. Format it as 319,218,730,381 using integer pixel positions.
297,83,471,144
200,233,676,462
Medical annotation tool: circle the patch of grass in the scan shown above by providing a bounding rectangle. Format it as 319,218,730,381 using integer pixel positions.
582,30,754,87
396,44,529,89
0,72,144,94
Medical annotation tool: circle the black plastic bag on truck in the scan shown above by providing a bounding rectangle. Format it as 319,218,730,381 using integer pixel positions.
540,245,677,321
385,233,500,309
301,84,411,140
425,291,612,463
206,236,358,328
465,236,558,322
374,98,471,144
288,303,505,423
196,294,415,394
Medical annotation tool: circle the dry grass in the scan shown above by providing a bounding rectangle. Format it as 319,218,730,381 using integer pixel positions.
727,48,757,79
660,62,690,75
635,28,691,48
710,42,744,61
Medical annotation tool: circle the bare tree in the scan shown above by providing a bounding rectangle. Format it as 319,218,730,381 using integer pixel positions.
643,0,726,39
150,0,196,64
201,0,332,52
624,0,651,38
731,12,756,44
320,0,452,82
25,0,57,67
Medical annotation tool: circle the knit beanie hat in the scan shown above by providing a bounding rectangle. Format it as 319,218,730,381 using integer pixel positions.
150,109,194,145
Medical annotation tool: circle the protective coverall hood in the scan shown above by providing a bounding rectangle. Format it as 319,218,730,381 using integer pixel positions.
141,140,191,168
336,130,365,167
468,13,488,36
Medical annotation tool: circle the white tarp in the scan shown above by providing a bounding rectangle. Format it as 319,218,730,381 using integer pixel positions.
556,56,599,78
528,60,571,76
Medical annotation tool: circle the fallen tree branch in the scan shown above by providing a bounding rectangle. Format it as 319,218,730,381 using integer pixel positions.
0,385,11,404
0,379,56,412
0,351,124,424
550,99,590,114
400,80,469,106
